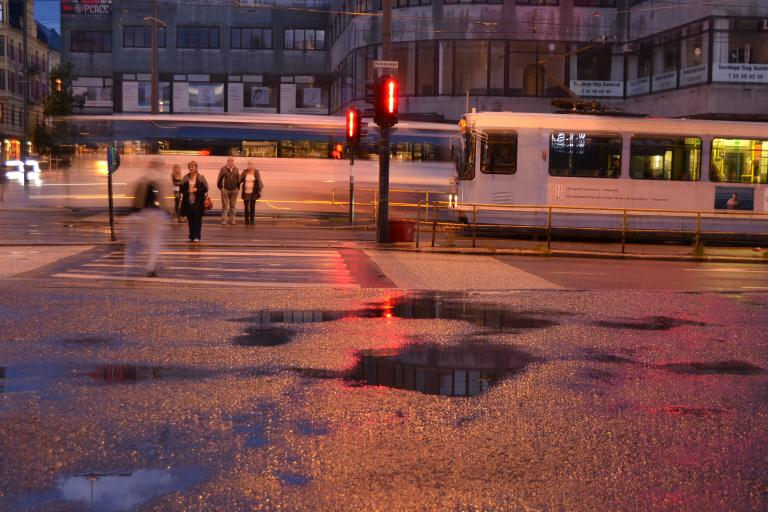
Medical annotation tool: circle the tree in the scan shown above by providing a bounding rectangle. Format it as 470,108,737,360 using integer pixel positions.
44,62,85,116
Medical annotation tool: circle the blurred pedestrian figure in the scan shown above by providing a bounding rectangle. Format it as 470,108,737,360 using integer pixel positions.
179,161,209,242
125,180,168,278
217,157,240,225
726,192,741,210
171,163,185,223
239,161,263,226
0,164,8,202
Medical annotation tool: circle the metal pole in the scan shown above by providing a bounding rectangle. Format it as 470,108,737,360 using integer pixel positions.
416,201,422,248
621,210,627,254
22,0,29,188
382,0,391,60
376,126,390,243
349,143,355,223
107,171,116,242
472,204,477,248
151,0,159,114
695,212,701,247
546,206,552,251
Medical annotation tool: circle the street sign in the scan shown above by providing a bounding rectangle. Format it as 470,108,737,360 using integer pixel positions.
373,60,399,70
107,143,120,174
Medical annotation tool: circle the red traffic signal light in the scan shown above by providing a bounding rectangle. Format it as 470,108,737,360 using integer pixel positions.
346,107,361,144
374,75,398,128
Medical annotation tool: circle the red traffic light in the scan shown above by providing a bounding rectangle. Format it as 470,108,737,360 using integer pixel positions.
374,75,398,128
346,107,362,144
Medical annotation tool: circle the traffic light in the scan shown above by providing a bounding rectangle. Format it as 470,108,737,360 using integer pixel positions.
374,75,398,128
346,107,361,145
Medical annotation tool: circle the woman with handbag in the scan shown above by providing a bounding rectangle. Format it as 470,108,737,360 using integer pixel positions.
239,161,263,226
179,161,210,242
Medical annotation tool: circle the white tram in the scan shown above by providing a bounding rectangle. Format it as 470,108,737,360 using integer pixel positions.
452,112,768,238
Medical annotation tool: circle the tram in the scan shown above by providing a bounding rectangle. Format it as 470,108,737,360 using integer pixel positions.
452,112,768,239
52,113,455,212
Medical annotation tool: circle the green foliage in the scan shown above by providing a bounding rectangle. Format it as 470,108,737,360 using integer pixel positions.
44,62,85,116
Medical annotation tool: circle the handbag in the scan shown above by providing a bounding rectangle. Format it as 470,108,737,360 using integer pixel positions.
203,195,213,211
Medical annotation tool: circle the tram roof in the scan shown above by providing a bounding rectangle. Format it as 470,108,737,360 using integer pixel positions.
462,112,768,138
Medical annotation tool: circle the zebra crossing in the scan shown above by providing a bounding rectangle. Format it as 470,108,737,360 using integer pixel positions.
52,247,386,288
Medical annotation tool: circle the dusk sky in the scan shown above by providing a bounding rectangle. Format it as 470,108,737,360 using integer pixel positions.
35,0,60,32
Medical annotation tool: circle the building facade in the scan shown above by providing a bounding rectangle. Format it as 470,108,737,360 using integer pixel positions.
0,1,60,160
61,0,768,120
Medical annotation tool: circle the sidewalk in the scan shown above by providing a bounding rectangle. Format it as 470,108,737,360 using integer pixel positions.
1,207,767,264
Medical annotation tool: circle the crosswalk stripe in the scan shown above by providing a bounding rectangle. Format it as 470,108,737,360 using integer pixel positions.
82,263,349,274
157,250,340,257
54,273,360,288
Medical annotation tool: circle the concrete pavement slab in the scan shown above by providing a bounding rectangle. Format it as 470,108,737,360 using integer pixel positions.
0,246,95,278
364,250,561,290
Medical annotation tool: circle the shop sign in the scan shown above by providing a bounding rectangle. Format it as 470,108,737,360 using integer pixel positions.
62,0,112,15
651,71,676,92
626,77,650,97
713,63,768,84
679,64,707,87
569,80,623,98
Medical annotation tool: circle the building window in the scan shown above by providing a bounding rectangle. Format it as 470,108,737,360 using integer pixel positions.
177,27,220,49
576,45,612,81
573,0,616,6
189,83,224,108
416,42,436,95
231,28,272,50
0,4,3,23
138,82,171,111
515,0,558,5
123,26,166,48
0,71,5,91
0,36,4,57
396,0,431,5
455,41,488,95
284,29,325,50
630,137,701,181
71,31,112,53
549,132,622,178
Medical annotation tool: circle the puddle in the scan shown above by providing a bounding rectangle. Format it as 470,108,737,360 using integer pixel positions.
61,336,114,345
235,310,347,324
348,342,537,397
15,467,207,512
233,327,297,346
277,472,312,486
595,316,706,331
355,296,558,330
658,360,766,375
82,365,204,383
581,351,636,365
650,405,724,417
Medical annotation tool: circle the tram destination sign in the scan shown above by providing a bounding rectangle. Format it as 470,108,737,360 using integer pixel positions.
62,0,112,16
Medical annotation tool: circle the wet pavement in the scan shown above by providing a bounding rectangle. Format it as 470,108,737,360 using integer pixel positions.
1,282,767,511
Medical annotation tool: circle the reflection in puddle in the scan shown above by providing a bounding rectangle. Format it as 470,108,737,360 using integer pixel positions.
355,296,558,330
596,316,706,331
54,468,207,512
348,343,536,397
237,310,347,324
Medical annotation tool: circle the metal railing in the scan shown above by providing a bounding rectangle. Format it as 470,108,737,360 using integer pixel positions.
415,201,768,254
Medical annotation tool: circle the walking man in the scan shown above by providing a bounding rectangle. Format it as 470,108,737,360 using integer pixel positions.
217,157,240,225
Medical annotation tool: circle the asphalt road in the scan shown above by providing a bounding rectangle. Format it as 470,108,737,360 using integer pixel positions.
1,216,767,510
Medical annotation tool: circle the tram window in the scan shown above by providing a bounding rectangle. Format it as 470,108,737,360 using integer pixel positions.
277,140,334,158
710,138,768,184
456,134,475,180
549,132,621,178
630,136,701,181
480,133,517,174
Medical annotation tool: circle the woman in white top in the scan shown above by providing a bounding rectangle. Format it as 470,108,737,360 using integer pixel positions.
239,162,263,225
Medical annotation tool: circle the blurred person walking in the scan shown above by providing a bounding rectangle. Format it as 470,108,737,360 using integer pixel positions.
217,157,240,225
0,165,7,202
125,180,168,278
179,161,209,242
239,161,263,226
171,163,185,222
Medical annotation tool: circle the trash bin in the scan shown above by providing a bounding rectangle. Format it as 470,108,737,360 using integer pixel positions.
387,218,416,243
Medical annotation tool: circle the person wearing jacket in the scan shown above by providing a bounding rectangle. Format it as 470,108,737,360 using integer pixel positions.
239,161,263,225
179,161,209,242
171,163,185,222
217,157,240,225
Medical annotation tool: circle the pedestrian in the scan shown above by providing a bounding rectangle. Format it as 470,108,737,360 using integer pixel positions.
217,157,240,225
125,180,168,278
171,163,185,223
179,161,209,242
239,161,263,226
726,192,740,210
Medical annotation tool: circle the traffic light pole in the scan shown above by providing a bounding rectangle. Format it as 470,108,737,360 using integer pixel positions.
376,126,390,243
349,142,355,223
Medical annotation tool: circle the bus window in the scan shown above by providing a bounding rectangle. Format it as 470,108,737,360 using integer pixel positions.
710,138,768,183
481,132,517,174
549,132,621,178
630,136,700,181
456,132,475,180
